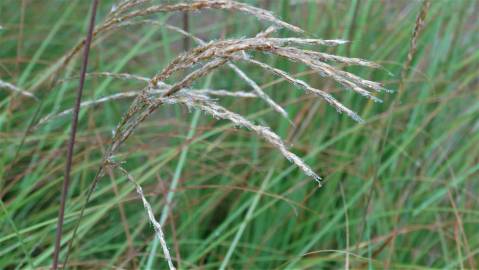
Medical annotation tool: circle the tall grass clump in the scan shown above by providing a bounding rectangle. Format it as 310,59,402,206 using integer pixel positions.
32,0,390,268
3,0,477,269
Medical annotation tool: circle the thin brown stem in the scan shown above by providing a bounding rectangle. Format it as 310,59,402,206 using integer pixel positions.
52,1,99,269
15,0,26,76
182,12,190,51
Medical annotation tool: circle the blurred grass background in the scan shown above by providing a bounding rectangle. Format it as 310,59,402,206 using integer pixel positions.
1,0,478,269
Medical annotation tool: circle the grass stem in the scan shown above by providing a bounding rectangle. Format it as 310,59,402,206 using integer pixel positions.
52,1,98,269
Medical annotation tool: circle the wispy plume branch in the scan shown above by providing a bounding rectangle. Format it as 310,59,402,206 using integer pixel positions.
117,165,176,270
36,85,256,128
116,0,305,34
165,92,322,184
0,79,38,100
240,58,365,123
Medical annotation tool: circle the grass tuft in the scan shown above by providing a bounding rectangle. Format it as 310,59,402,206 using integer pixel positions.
1,0,478,269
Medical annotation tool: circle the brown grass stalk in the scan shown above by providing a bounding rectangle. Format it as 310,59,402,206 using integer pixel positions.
51,1,98,269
